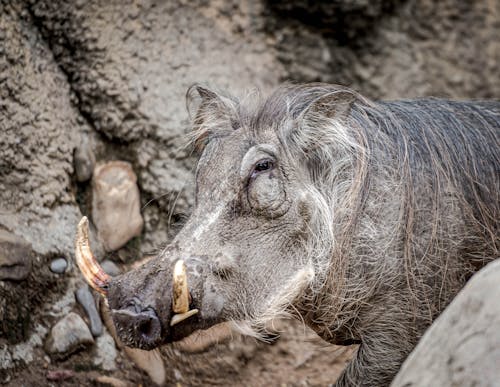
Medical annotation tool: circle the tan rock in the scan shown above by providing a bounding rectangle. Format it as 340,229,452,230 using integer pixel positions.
91,161,143,251
174,323,233,354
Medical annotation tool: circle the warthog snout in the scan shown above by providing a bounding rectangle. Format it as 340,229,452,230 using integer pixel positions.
111,299,162,349
75,217,216,347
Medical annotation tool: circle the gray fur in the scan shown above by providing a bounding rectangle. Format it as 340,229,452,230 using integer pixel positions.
110,83,499,386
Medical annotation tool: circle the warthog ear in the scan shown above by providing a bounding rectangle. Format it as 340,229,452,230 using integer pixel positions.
301,90,357,122
186,85,238,151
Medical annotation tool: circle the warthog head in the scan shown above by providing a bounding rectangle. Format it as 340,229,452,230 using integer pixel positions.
76,84,364,349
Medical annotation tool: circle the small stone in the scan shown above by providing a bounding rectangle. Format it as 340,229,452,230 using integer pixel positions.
49,258,68,274
101,260,122,277
74,136,96,182
91,161,143,251
75,285,103,337
93,330,117,371
46,369,74,381
0,230,33,281
45,312,94,359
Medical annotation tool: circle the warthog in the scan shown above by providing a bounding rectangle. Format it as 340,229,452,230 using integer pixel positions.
76,84,499,386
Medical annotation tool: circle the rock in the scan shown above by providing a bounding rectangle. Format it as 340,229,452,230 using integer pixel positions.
46,369,74,381
74,135,96,182
75,285,103,337
101,260,121,277
392,260,500,387
95,375,132,387
45,312,94,359
0,230,33,281
49,258,67,274
91,161,143,251
93,330,117,371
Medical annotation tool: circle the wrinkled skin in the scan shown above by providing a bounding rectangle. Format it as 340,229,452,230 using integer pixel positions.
108,118,312,347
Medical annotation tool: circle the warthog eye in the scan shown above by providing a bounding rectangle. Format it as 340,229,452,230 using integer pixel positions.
253,159,274,175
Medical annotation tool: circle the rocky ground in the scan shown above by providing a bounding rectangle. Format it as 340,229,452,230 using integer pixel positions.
0,0,498,385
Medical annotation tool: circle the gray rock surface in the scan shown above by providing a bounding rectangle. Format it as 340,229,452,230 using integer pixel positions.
270,0,500,100
44,312,94,359
27,0,284,251
0,1,98,344
49,258,68,274
392,259,500,387
75,285,103,337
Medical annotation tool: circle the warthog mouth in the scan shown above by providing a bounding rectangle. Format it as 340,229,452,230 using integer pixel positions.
75,216,199,330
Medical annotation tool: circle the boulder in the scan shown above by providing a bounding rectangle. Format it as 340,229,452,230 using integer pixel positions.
392,259,500,387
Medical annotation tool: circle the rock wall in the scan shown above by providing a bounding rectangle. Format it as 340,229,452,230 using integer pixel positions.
269,0,500,99
0,0,498,385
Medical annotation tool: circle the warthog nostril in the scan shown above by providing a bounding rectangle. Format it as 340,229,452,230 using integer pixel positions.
137,317,155,338
112,307,162,349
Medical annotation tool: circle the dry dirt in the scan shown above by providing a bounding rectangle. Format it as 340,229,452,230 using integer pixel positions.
7,320,355,386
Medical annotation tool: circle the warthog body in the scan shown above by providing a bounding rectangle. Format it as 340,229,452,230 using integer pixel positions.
104,84,499,386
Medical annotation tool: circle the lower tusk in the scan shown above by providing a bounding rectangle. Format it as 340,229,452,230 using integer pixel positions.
170,309,199,327
75,216,110,295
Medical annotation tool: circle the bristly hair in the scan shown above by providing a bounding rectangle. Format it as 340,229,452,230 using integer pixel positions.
186,83,499,349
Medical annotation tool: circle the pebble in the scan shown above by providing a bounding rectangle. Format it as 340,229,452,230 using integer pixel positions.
46,369,74,381
93,330,117,371
45,312,94,359
0,230,33,281
49,258,68,274
91,161,143,251
75,285,103,336
101,260,121,277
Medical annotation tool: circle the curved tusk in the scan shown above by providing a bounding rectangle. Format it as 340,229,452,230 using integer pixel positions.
170,309,199,327
172,259,190,314
75,216,110,295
